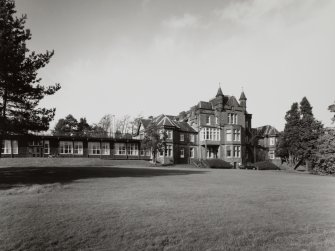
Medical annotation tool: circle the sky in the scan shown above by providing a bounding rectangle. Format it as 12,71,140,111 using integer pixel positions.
14,0,335,131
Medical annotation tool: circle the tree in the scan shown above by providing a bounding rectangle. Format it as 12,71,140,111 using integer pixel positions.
312,128,335,175
141,121,167,164
329,101,335,123
52,114,78,136
276,103,301,167
0,0,60,134
77,117,91,136
276,98,323,169
89,124,108,137
98,114,114,137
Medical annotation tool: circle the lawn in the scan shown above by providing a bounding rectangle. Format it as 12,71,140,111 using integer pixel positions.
1,163,335,250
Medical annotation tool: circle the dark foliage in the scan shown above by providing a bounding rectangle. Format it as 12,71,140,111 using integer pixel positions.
204,159,232,169
0,0,60,134
276,98,323,169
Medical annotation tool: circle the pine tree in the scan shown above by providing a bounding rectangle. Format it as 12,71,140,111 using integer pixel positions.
52,114,78,136
0,0,60,135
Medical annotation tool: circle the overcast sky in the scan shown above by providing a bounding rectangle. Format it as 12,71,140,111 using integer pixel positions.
15,0,335,130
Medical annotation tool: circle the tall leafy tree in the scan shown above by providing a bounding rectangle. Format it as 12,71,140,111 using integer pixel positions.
52,114,78,136
142,121,167,164
276,98,323,169
77,117,91,136
0,0,60,134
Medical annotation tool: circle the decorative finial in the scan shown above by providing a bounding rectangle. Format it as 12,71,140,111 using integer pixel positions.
242,86,244,92
219,82,221,88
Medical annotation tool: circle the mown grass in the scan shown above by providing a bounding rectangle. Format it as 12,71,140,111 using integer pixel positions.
1,165,335,250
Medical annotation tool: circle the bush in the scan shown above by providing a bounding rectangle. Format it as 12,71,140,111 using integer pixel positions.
204,159,233,169
253,160,280,170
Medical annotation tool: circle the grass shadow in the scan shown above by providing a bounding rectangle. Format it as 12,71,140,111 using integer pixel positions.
0,166,206,190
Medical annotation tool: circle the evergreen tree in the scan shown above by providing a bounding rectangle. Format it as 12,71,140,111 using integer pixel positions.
276,98,323,169
0,0,60,134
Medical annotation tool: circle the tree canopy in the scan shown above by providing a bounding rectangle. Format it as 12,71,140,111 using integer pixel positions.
141,121,167,163
276,97,323,169
0,0,60,134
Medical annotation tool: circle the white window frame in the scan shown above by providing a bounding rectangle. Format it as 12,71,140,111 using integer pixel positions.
73,141,83,155
127,143,138,156
233,146,241,158
165,144,173,157
101,142,110,155
167,130,173,140
180,133,184,141
1,140,11,154
226,129,232,141
215,117,219,124
88,142,101,155
200,128,220,141
44,140,50,154
59,141,73,154
269,150,275,159
190,134,195,143
180,148,185,158
190,147,194,158
115,143,126,155
269,137,276,146
206,115,210,125
233,129,241,142
226,145,232,158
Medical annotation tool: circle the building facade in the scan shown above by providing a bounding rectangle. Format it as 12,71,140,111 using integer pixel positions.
1,87,280,167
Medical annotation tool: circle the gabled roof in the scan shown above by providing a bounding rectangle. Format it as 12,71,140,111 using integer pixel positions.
226,96,240,107
255,125,279,137
151,114,196,133
198,101,212,110
140,119,151,130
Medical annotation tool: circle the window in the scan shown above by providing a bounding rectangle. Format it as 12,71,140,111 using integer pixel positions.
269,137,276,146
180,134,184,141
190,147,194,158
115,143,126,155
167,130,173,140
127,143,138,156
233,146,241,158
200,128,220,141
226,145,232,158
88,142,101,155
269,150,275,159
44,140,50,154
74,141,83,155
59,141,73,154
140,149,150,156
233,129,241,141
165,144,173,157
180,148,184,158
215,117,219,124
101,142,110,155
1,140,11,154
226,129,232,141
228,113,238,124
206,115,210,124
190,134,195,143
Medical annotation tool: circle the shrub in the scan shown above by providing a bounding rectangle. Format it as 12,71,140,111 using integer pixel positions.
204,159,233,169
253,160,280,170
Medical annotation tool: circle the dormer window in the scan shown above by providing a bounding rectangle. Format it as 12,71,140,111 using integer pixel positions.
180,134,184,141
